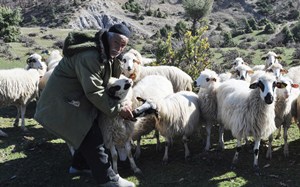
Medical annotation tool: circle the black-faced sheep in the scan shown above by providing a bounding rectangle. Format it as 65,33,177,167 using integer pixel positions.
217,73,279,173
98,75,142,175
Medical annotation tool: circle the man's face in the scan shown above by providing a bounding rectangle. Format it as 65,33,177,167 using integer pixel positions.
108,33,129,58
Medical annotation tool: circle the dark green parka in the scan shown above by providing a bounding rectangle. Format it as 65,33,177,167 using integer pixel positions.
34,30,122,149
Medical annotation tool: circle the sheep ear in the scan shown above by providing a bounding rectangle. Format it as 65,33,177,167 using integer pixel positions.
136,97,146,103
276,82,287,89
280,69,288,74
276,56,282,60
261,56,267,60
133,59,141,64
292,84,299,88
211,78,217,82
247,70,254,75
249,82,258,89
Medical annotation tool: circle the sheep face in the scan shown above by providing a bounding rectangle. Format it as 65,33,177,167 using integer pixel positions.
26,53,44,70
234,64,254,81
132,97,158,118
249,75,277,104
194,69,219,88
276,77,299,99
261,51,281,67
232,57,244,68
265,63,287,80
121,51,141,78
107,75,133,100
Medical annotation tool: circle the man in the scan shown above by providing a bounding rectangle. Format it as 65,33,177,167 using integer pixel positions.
34,23,135,187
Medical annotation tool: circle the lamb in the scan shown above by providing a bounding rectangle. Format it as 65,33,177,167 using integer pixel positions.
131,75,174,159
98,75,142,175
266,76,299,159
0,57,45,132
216,73,278,173
252,51,281,71
132,91,201,164
194,69,224,151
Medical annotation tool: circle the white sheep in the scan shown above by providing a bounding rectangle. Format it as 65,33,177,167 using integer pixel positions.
252,51,281,71
122,49,155,69
132,91,201,164
0,67,43,132
286,65,300,84
266,76,299,159
98,75,142,175
39,50,63,90
265,63,288,80
194,69,224,151
25,53,47,77
122,63,193,92
131,75,174,159
217,73,278,173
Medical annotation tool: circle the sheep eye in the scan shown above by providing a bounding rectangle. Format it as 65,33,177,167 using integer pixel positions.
206,78,210,82
258,81,265,91
122,59,126,63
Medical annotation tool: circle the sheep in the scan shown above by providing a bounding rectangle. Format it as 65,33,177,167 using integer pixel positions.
122,63,193,92
266,76,299,159
0,61,44,132
132,91,201,164
216,73,278,173
98,75,142,175
231,57,246,68
39,50,63,90
194,69,224,151
25,53,47,77
265,63,288,80
131,75,174,159
252,51,281,71
286,65,300,84
122,49,155,69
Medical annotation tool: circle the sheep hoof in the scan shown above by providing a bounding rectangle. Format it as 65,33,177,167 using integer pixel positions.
134,168,143,176
162,160,168,165
253,165,261,176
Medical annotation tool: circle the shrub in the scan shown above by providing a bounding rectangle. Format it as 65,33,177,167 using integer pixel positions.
264,22,276,34
291,21,300,42
0,6,22,42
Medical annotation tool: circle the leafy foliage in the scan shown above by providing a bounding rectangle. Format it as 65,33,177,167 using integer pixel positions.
0,6,22,42
155,26,211,80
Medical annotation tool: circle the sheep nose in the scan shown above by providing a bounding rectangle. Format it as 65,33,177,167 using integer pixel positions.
193,81,197,87
265,93,274,104
127,67,132,71
240,76,245,80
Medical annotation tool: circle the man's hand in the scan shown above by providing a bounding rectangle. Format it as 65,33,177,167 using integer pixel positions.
119,105,134,120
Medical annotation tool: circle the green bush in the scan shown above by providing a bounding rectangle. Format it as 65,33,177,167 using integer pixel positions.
264,22,276,34
0,6,22,42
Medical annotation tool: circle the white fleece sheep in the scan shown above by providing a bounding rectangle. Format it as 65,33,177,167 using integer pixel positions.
217,73,278,172
252,51,281,71
131,75,174,159
194,69,224,151
0,68,42,132
132,91,201,164
286,65,300,84
121,55,193,92
266,76,299,159
25,53,47,77
39,50,63,90
122,49,155,69
98,75,142,175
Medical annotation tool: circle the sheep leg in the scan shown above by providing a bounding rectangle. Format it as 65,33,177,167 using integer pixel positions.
125,141,142,175
218,124,225,151
162,138,169,165
155,129,161,152
110,145,119,174
266,135,273,159
283,125,289,157
253,139,261,175
20,105,28,131
134,136,141,159
13,106,20,127
231,139,242,169
182,135,190,161
205,124,212,151
275,126,282,139
0,129,8,137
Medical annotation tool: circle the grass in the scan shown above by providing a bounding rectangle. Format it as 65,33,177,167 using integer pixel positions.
1,27,300,186
1,104,300,187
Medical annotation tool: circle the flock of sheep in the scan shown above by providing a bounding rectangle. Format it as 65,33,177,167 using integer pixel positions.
1,48,300,176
